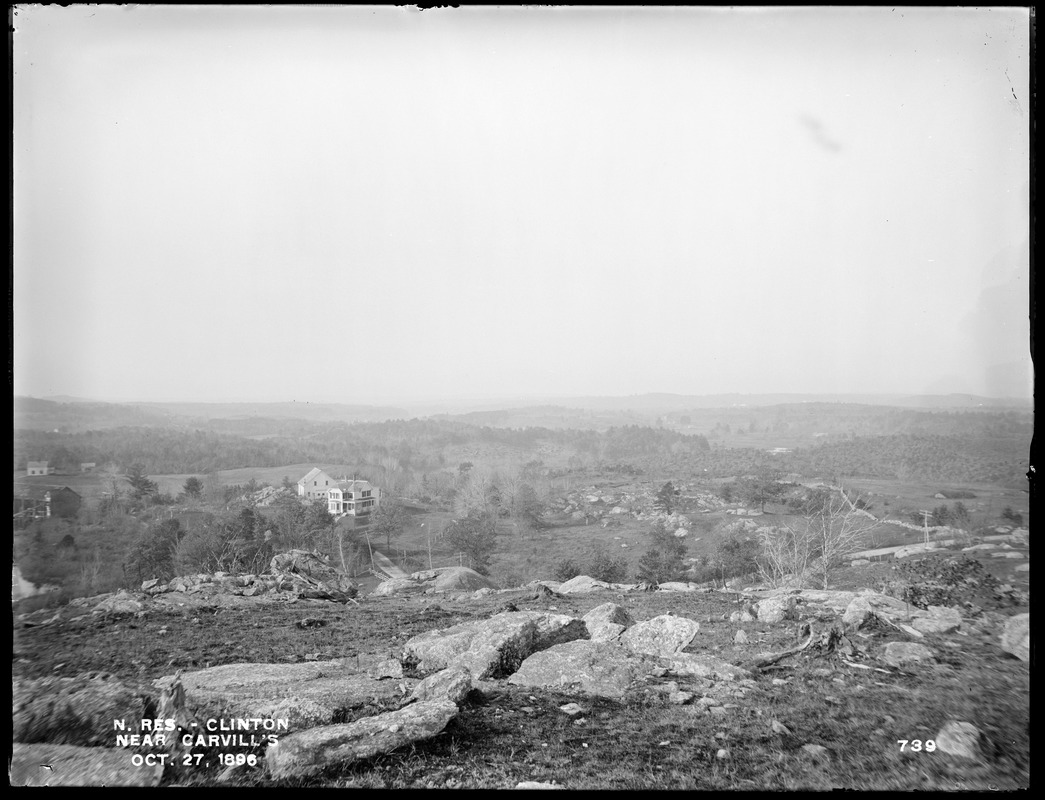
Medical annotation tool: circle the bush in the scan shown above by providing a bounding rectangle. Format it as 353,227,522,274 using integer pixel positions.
554,558,582,583
586,546,628,583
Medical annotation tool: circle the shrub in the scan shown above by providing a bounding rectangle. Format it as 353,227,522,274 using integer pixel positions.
554,558,582,583
878,554,1000,609
586,546,628,583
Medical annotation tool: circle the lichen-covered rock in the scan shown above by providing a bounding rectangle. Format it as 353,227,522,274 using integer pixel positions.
508,640,661,698
620,615,700,657
408,667,473,704
754,595,797,624
154,660,404,732
266,699,458,780
582,603,633,643
401,611,587,680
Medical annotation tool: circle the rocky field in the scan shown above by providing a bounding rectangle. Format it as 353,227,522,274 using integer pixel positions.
12,554,1030,790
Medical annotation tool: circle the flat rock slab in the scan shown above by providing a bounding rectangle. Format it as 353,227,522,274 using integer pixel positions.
155,661,407,731
620,615,700,657
266,698,458,780
556,575,616,594
508,640,662,699
11,742,163,787
664,653,751,682
935,721,983,760
402,611,588,680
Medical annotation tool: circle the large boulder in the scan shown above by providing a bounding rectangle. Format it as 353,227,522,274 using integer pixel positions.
582,603,633,643
401,611,588,680
508,640,661,698
620,615,700,658
843,593,918,629
266,698,459,781
10,743,163,787
1000,613,1030,662
14,672,154,746
154,660,405,732
269,550,358,601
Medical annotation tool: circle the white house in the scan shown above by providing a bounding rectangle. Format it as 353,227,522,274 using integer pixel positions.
27,461,53,477
327,479,379,517
297,467,337,501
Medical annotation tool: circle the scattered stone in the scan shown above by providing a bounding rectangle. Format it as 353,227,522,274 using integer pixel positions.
666,653,751,682
515,781,564,790
801,744,831,762
935,721,982,761
297,617,326,629
10,742,163,787
850,559,870,567
266,698,458,780
269,550,358,601
754,595,797,624
559,702,583,716
716,748,730,759
1015,563,1029,572
1000,613,1030,662
734,630,749,645
771,720,792,735
881,642,935,669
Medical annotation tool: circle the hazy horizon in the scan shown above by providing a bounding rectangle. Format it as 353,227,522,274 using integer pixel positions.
13,6,1032,405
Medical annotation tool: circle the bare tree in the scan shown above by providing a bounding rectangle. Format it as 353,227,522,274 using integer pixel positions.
758,487,879,589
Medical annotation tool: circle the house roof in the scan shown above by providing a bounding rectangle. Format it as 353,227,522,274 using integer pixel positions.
27,461,48,468
298,467,324,485
333,479,372,492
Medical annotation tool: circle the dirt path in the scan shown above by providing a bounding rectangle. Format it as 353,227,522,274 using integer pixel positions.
371,549,409,579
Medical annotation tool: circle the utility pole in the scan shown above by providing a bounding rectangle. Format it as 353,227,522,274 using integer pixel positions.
918,510,932,545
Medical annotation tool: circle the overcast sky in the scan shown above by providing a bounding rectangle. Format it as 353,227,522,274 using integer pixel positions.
13,6,1032,404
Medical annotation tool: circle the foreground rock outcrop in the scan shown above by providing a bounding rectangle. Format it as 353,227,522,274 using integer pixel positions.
401,611,588,679
14,671,154,746
266,698,459,780
10,742,164,787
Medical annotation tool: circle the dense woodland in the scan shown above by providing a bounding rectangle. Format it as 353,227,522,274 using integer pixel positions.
13,414,1030,488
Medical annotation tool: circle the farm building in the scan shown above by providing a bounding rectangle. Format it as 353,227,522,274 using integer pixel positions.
26,461,53,477
13,486,82,525
80,462,97,472
327,479,379,517
297,467,337,501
